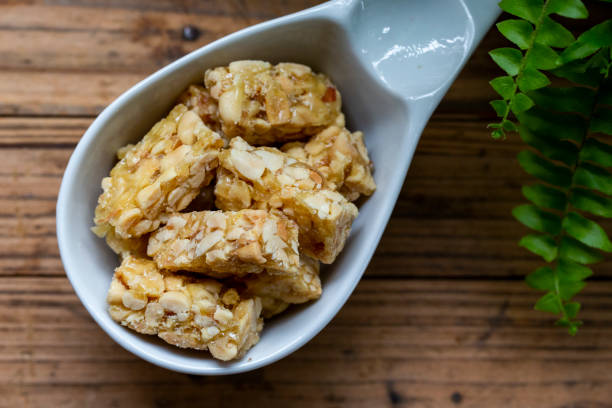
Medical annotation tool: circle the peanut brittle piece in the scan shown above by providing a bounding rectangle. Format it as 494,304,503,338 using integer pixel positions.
94,104,225,239
243,255,321,304
215,137,358,263
249,257,321,318
258,297,290,318
215,137,325,210
282,119,376,201
176,84,222,133
204,60,341,144
107,255,263,361
92,224,148,258
274,189,358,263
147,210,300,277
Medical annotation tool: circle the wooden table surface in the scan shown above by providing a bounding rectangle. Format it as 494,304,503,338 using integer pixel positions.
2,1,612,407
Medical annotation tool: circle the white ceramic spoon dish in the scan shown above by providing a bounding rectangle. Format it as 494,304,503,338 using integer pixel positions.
57,0,501,374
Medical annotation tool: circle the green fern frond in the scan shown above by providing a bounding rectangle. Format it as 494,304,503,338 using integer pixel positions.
487,0,589,139
489,0,612,334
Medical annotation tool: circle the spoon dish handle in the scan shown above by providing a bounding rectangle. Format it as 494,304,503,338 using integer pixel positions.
332,0,500,104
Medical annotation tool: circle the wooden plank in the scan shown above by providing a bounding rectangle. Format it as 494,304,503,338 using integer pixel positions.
9,0,324,18
0,6,264,73
2,383,612,408
0,2,321,116
0,257,65,278
0,71,142,116
0,117,90,147
0,2,503,117
0,279,612,407
2,2,610,117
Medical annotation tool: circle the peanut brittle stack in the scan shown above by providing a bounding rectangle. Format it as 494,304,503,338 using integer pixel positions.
93,60,376,361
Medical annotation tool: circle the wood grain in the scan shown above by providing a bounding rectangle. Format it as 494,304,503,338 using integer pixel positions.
1,1,608,117
1,280,612,407
2,1,499,116
2,0,612,406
